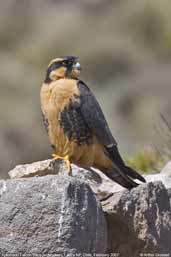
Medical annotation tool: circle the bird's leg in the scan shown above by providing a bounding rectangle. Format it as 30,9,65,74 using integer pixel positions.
52,153,72,175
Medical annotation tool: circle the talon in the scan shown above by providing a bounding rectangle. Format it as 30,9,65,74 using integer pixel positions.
63,155,72,173
52,153,60,160
52,154,72,174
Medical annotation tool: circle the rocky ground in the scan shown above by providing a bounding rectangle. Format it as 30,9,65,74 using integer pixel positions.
0,159,170,255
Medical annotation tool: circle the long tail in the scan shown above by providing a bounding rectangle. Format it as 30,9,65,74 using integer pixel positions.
104,145,146,189
104,165,145,189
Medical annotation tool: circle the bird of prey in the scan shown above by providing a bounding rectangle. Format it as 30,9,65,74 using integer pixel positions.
40,56,146,189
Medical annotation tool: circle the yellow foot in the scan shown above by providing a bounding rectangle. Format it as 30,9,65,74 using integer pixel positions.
52,154,72,174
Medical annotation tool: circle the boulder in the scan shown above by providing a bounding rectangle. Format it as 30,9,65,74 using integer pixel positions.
8,159,57,178
8,159,127,200
6,160,171,255
145,161,171,189
0,175,107,254
103,181,171,256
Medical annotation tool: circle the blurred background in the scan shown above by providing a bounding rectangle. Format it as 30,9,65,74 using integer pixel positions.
1,0,171,178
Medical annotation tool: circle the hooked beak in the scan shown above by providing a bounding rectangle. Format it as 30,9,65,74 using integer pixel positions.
72,62,81,72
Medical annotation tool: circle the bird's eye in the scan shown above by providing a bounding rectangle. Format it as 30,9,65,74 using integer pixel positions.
62,61,66,66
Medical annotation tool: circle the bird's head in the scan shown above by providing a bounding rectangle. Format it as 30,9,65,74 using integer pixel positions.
44,56,81,83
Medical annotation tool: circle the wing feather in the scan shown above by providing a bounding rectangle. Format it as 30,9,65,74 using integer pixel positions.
77,80,117,147
77,80,145,188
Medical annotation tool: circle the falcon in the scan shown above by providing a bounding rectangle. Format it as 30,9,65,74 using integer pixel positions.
40,56,146,189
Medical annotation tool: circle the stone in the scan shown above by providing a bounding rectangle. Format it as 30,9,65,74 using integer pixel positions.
161,161,171,174
4,160,171,255
145,161,171,189
8,159,128,200
8,159,56,179
0,175,107,254
103,181,171,255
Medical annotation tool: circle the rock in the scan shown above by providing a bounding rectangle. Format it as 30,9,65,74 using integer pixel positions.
9,159,171,195
8,159,127,200
161,161,171,174
145,161,171,189
8,159,56,178
0,175,107,254
7,159,171,255
103,181,171,255
9,158,171,199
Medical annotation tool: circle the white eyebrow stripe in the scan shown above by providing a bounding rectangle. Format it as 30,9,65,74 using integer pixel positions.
48,58,64,67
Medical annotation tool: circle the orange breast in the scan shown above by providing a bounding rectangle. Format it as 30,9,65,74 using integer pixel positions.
40,79,79,154
40,79,114,170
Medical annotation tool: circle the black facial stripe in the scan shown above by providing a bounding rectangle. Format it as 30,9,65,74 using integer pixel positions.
44,61,64,83
65,65,72,77
50,61,64,70
44,56,78,83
